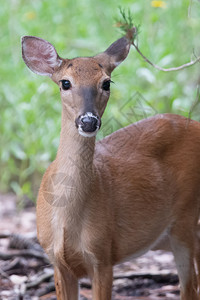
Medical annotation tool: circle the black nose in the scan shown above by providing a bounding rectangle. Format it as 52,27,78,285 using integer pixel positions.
81,115,98,132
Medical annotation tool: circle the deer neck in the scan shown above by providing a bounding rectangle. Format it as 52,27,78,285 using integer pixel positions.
54,104,96,207
49,105,96,253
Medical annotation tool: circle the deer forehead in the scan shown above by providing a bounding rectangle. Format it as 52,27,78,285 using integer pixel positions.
56,57,107,84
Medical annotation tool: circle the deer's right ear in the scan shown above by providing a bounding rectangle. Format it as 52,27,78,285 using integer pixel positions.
21,36,63,77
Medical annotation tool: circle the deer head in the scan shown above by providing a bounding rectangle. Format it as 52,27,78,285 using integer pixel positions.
22,33,131,137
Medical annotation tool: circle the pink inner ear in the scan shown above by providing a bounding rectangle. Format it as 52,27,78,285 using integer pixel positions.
22,37,62,76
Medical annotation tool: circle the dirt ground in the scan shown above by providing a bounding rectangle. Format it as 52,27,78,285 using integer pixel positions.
0,193,180,300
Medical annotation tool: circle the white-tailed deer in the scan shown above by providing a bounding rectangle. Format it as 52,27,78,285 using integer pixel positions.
22,31,200,300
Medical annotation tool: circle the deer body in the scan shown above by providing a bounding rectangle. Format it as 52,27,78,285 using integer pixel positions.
22,32,200,299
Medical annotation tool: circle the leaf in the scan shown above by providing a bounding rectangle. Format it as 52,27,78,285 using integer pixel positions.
136,68,156,83
11,144,27,160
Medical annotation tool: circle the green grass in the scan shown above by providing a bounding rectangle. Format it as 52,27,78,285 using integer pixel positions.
1,0,200,200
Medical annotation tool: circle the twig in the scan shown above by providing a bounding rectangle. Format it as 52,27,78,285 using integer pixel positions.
0,233,11,239
9,234,40,251
0,232,37,240
3,257,23,272
0,267,11,280
117,8,200,72
188,84,200,120
35,282,55,297
114,270,178,283
132,41,200,72
0,232,41,252
80,278,92,288
79,270,179,289
0,249,49,263
26,270,54,289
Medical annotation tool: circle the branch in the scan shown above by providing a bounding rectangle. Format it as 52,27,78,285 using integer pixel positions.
188,84,200,120
0,232,41,251
132,41,200,72
0,267,11,280
35,282,55,297
0,249,49,263
0,233,11,239
26,270,54,289
114,270,178,283
117,8,200,72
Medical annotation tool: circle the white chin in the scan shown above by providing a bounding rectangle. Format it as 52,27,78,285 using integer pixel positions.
78,128,98,138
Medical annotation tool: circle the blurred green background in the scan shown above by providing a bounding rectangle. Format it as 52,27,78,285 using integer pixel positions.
1,0,200,201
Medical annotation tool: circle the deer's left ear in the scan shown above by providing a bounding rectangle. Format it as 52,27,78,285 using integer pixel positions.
94,36,131,74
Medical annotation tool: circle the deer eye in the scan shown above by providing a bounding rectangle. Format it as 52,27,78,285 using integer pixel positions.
102,80,111,91
61,80,71,90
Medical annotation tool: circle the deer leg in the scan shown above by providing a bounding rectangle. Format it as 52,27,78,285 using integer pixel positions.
54,266,79,300
170,233,198,300
91,265,113,300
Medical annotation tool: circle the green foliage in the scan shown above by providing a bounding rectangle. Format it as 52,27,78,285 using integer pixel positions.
117,7,135,31
0,0,200,201
116,7,140,41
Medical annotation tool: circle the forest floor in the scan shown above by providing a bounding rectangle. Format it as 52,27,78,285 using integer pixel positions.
0,193,180,300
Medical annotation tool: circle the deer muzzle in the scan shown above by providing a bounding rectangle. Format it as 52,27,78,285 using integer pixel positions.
75,112,101,137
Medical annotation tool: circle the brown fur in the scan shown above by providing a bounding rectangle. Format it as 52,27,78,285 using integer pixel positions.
22,34,200,299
